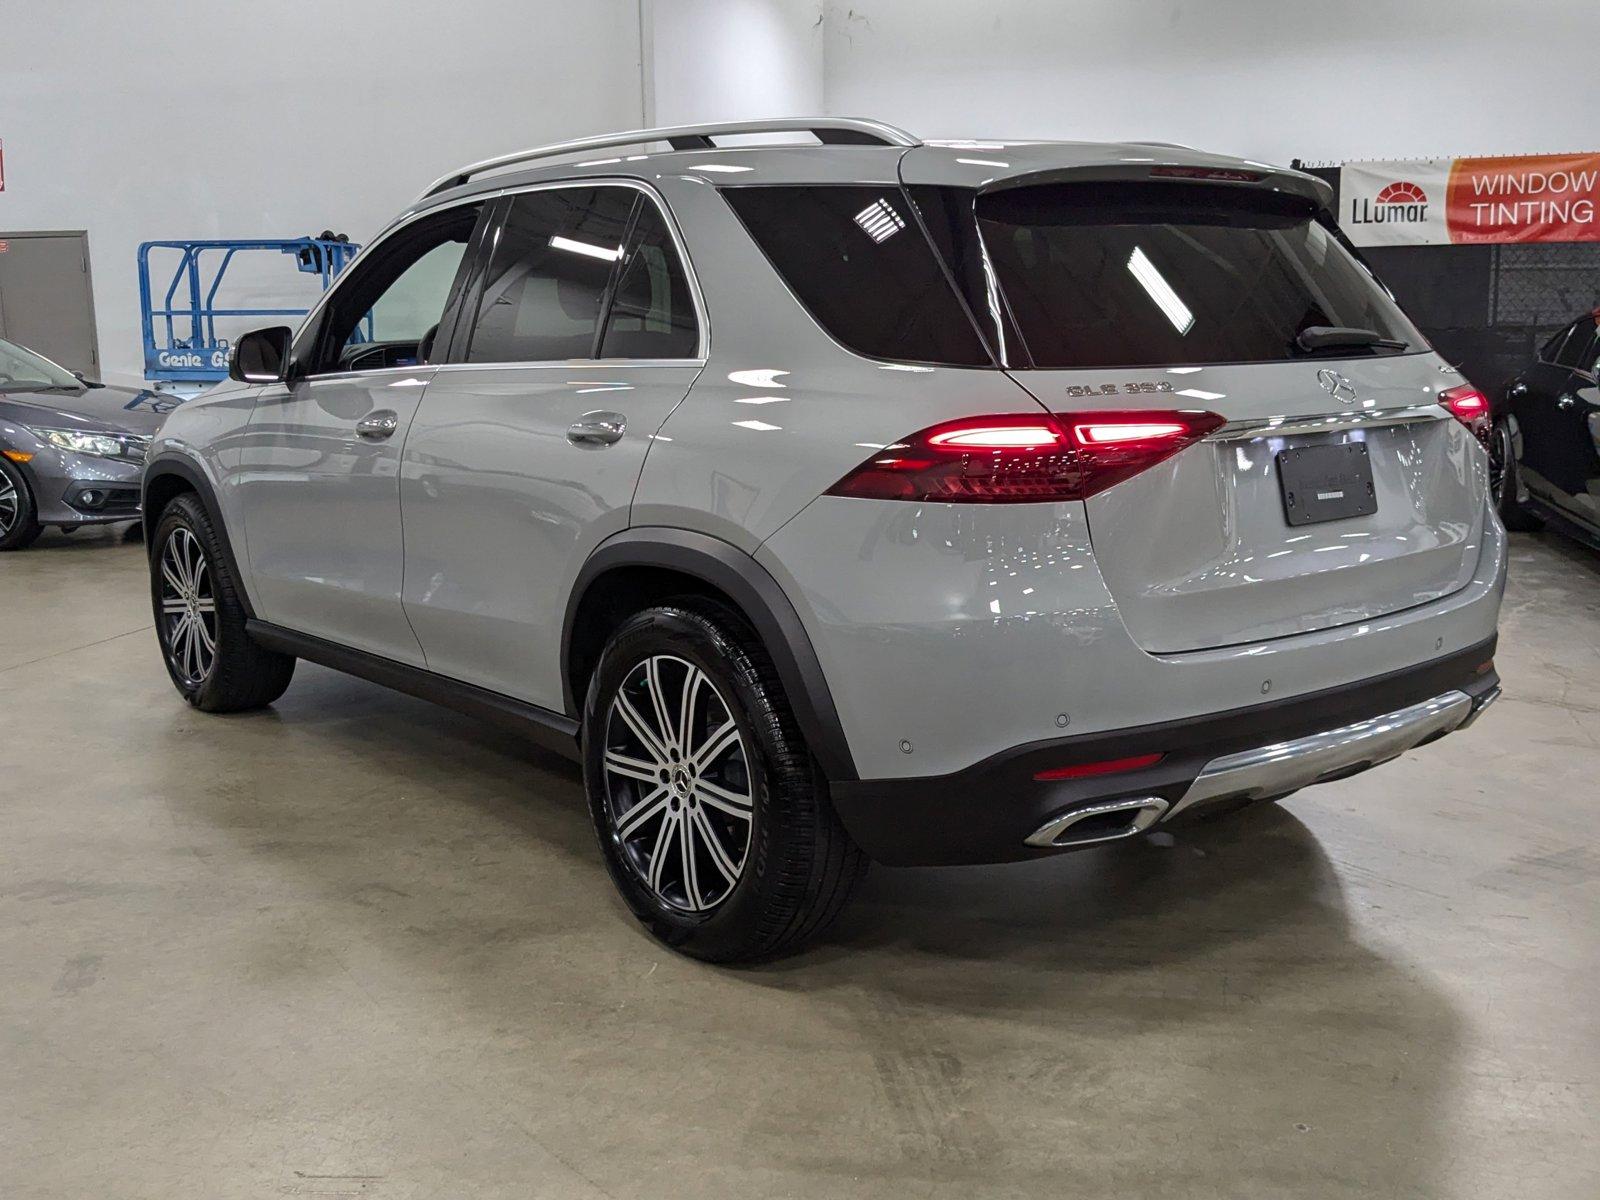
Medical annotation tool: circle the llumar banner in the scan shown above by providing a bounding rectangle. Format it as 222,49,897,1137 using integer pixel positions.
1338,154,1600,247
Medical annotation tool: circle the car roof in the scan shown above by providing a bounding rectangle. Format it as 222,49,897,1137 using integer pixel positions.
413,118,1330,215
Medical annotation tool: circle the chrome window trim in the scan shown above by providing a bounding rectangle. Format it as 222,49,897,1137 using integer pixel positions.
430,358,707,374
1209,403,1450,442
290,178,709,381
294,364,441,385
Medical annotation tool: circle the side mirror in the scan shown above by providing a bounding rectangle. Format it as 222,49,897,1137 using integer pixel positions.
228,326,293,384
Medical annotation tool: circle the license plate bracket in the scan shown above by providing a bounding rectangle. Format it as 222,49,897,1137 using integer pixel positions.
1277,442,1377,526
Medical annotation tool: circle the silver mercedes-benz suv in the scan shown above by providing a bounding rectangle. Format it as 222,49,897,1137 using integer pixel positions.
143,119,1505,961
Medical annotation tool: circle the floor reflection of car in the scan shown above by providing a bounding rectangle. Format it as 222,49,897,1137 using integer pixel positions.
1494,310,1600,548
0,337,179,550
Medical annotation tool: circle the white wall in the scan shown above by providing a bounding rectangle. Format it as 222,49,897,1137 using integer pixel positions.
646,0,824,125
0,0,646,385
822,0,1600,164
7,0,1596,385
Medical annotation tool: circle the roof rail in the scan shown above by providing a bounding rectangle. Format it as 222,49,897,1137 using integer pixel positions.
420,118,920,197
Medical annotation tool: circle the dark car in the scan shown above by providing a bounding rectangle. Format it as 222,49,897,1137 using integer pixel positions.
0,337,180,550
1494,310,1600,548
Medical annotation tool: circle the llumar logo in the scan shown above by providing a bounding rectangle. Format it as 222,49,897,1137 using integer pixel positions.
1350,180,1429,225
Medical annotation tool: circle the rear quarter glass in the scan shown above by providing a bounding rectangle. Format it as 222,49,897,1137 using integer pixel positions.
719,185,992,366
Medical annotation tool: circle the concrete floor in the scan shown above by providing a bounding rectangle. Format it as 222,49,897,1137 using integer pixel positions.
1,525,1596,1200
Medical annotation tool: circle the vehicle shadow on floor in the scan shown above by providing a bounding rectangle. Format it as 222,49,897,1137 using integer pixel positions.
146,664,1467,1198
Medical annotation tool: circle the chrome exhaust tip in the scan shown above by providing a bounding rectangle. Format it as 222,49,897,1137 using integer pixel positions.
1024,796,1169,849
1456,684,1502,730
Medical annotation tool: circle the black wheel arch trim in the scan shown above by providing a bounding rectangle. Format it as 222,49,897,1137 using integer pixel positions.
142,452,258,621
563,527,860,782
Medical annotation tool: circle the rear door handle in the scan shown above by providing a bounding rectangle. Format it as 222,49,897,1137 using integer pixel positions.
567,410,627,446
356,409,400,439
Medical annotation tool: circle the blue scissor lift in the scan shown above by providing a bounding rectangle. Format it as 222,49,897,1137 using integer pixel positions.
137,236,364,393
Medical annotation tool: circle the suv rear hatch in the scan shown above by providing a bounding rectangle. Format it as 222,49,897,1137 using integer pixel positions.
910,168,1485,653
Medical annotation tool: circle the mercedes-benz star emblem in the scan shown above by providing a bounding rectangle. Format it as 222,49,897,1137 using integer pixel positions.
1317,368,1358,405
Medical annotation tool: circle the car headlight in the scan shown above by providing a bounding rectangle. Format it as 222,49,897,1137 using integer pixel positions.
31,427,127,459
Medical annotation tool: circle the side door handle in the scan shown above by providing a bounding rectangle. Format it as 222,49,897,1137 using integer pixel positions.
356,409,400,439
567,410,627,446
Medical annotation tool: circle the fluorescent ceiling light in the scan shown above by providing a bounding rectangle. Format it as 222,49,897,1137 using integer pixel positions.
1176,387,1225,401
1126,246,1194,335
732,419,782,432
549,235,622,262
956,157,1010,168
690,163,754,173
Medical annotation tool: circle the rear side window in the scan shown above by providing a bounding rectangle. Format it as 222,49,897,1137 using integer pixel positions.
974,182,1423,369
1540,323,1576,364
721,185,990,366
464,187,636,362
1553,318,1598,371
599,201,699,359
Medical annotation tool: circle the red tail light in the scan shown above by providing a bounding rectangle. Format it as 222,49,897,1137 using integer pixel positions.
827,410,1225,503
1439,384,1491,445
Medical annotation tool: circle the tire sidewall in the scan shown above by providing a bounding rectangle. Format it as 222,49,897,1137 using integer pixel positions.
582,606,789,960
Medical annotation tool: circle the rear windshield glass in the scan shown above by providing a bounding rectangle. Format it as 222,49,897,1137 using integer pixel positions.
721,185,990,366
975,182,1422,369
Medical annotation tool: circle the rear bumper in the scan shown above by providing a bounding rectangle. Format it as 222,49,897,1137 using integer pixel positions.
830,637,1499,866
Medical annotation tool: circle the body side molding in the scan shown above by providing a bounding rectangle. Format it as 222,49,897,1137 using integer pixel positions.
562,527,859,782
247,621,582,759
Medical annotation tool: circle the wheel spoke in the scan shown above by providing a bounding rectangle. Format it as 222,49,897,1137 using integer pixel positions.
194,616,216,655
161,559,186,596
194,597,216,614
614,692,672,764
681,805,704,910
690,805,740,885
695,777,753,819
676,665,704,755
647,808,681,893
174,532,196,591
616,786,669,840
186,619,202,681
161,598,188,615
176,618,196,680
605,748,662,785
644,658,677,753
691,720,740,773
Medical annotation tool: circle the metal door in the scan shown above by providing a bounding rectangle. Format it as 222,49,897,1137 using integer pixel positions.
0,232,98,375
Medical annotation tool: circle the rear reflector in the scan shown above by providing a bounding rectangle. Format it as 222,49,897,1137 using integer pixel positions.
827,410,1225,504
1034,753,1165,782
1439,384,1491,445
